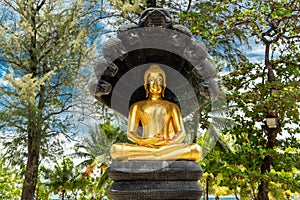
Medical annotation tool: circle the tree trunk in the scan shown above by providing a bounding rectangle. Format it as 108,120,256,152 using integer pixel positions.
258,181,269,200
257,42,278,200
62,189,66,200
21,7,41,199
258,126,278,200
21,130,41,200
205,177,209,200
234,192,240,200
257,155,271,200
21,110,42,200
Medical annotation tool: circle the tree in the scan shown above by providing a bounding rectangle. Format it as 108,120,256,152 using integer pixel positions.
0,0,100,199
77,121,128,167
178,1,248,66
40,158,86,200
222,1,300,199
186,0,300,199
105,0,200,26
76,121,128,199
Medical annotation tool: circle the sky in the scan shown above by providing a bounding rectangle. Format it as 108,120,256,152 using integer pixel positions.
244,42,266,63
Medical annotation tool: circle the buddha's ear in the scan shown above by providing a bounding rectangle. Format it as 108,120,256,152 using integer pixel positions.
162,79,166,97
162,86,166,97
144,84,149,97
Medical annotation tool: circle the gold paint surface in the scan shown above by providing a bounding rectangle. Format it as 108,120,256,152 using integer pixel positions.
110,64,201,161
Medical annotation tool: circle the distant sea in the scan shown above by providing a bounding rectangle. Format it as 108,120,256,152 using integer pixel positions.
200,197,235,200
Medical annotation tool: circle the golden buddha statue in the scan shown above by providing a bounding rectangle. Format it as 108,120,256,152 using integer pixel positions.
110,64,201,161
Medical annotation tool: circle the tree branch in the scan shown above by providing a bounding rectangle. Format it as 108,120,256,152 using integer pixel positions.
2,0,18,13
186,0,192,13
43,100,74,121
36,0,46,11
0,58,27,70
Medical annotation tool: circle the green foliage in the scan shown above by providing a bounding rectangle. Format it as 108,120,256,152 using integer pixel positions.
78,167,112,200
107,0,201,26
178,1,248,66
40,158,88,200
76,121,128,167
111,0,146,17
191,0,300,199
35,180,52,200
72,122,128,199
0,156,22,199
38,156,115,199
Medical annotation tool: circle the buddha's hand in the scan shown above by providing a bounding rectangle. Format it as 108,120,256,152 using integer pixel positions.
150,133,173,146
148,137,172,147
152,140,171,146
138,136,170,147
135,137,159,146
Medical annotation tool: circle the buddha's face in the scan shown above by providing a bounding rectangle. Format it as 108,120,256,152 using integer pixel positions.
146,72,164,96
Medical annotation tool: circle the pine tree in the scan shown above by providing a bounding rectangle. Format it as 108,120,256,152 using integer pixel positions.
0,0,99,199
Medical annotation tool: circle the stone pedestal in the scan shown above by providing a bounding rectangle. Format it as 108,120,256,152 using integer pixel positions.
108,161,203,200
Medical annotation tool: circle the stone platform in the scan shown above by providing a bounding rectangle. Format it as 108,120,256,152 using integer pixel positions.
108,161,203,200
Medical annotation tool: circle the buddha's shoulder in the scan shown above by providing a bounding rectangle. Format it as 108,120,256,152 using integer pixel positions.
130,100,148,108
158,100,175,105
163,101,180,110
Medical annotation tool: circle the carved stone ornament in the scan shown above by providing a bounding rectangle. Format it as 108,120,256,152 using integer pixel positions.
89,7,219,118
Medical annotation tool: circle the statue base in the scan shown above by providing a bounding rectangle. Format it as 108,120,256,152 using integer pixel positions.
108,161,203,200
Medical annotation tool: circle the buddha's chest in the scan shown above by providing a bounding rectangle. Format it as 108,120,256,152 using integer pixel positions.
138,102,172,125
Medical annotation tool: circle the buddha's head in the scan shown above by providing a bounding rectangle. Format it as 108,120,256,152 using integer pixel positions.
144,64,166,98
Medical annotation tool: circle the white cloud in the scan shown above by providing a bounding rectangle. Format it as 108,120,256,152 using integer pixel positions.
245,43,265,63
0,75,10,87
